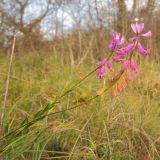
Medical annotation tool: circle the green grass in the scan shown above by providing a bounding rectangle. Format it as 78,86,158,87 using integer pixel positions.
0,53,160,160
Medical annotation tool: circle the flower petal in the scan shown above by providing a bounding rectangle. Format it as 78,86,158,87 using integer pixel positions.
137,42,150,55
128,37,136,42
121,60,128,71
137,22,144,34
107,59,113,72
112,56,122,63
109,32,124,51
116,38,125,45
101,59,107,65
116,47,126,56
112,32,119,39
131,22,144,34
126,69,133,81
144,50,150,55
140,31,152,38
125,43,134,53
97,66,105,79
130,58,139,74
131,23,138,34
108,41,116,51
137,42,144,54
96,59,107,66
96,59,107,79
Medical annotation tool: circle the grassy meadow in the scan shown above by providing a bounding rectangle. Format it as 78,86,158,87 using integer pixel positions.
0,53,160,160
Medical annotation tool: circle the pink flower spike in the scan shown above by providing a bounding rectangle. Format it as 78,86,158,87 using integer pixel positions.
140,31,152,38
125,43,134,53
130,58,139,74
121,60,128,71
107,59,113,72
137,42,150,56
112,56,122,63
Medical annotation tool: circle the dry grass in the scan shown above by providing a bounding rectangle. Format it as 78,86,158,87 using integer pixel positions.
0,53,159,160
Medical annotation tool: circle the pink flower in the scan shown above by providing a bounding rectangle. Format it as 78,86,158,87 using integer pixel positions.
137,42,150,55
116,47,126,56
126,69,133,81
129,18,152,56
121,60,128,71
140,31,152,38
113,57,139,75
96,59,107,66
96,59,113,79
95,17,153,98
129,31,152,42
116,43,134,55
129,18,152,41
96,59,107,79
128,37,136,42
130,58,139,74
108,32,124,51
106,59,113,72
97,66,106,79
125,43,134,53
131,18,144,35
112,56,123,63
131,22,144,35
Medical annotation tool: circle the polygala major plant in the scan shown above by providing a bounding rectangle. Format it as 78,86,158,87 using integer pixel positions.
96,18,152,96
0,18,153,157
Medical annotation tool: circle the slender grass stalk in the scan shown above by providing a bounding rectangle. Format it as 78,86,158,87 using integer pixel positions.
0,61,124,155
1,36,16,131
0,65,100,153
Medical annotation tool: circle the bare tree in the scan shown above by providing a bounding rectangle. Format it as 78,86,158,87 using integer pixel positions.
0,0,65,51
